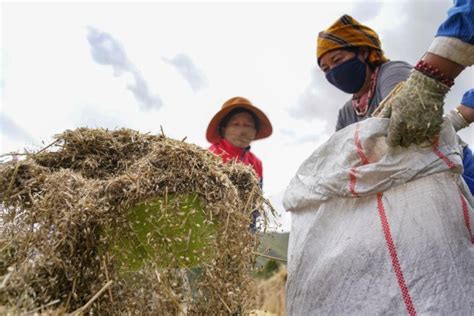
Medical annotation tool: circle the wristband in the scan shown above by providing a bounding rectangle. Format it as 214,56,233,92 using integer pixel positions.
415,60,454,87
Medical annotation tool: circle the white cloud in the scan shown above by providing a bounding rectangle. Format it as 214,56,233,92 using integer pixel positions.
349,1,383,22
0,113,37,144
163,54,209,92
87,27,129,75
73,105,125,130
87,27,163,110
289,69,349,133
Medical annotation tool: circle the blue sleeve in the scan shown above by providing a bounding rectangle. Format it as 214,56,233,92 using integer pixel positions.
462,146,474,195
461,89,474,108
436,0,474,44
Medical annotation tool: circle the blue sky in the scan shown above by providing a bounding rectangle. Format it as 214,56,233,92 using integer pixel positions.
1,1,473,231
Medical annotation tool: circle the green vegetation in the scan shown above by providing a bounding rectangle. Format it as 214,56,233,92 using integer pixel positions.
255,231,289,278
111,193,217,270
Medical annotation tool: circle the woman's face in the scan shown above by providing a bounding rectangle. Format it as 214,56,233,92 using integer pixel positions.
319,49,357,73
222,112,257,148
319,48,370,95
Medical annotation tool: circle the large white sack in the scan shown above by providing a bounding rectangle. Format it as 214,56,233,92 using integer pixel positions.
284,117,474,315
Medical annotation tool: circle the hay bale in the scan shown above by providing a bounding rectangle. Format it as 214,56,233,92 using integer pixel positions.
0,128,267,314
256,266,287,316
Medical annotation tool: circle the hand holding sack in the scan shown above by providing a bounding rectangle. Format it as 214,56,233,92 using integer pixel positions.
284,117,474,315
373,70,450,147
444,108,469,131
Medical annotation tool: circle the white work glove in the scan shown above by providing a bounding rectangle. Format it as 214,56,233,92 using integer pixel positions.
373,70,450,147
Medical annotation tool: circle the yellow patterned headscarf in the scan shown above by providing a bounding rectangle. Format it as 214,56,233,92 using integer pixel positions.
317,14,389,66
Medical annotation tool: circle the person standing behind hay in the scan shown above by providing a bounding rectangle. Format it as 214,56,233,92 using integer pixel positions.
206,96,273,231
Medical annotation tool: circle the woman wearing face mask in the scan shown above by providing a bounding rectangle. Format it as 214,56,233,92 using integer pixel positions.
206,97,272,231
317,14,474,196
317,14,412,132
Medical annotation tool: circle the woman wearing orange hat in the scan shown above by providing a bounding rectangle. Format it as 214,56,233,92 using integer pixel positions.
206,97,272,231
317,14,412,132
206,96,272,186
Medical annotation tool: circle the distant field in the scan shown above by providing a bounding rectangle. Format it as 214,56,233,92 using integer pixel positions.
257,231,289,267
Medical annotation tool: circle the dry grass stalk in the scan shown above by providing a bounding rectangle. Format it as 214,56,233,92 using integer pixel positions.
255,266,287,316
0,128,269,314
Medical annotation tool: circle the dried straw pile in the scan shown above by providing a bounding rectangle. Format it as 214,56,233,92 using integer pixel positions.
0,128,266,314
255,266,287,316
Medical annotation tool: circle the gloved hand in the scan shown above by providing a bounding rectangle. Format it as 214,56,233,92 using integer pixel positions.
444,108,469,131
372,69,450,147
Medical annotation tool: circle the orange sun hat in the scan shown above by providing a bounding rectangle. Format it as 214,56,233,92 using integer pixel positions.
206,97,273,144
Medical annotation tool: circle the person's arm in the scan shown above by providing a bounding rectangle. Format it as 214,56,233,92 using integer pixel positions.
458,89,474,123
428,0,474,67
444,89,474,131
372,50,464,148
421,53,465,79
374,0,474,147
461,146,474,196
458,105,474,124
457,88,474,124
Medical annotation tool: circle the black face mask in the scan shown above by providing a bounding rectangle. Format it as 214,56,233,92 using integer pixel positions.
325,53,367,94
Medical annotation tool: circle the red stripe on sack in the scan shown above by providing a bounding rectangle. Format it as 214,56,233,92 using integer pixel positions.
459,193,474,244
349,168,359,197
433,147,455,169
376,192,417,316
432,136,455,169
354,123,370,165
349,123,369,197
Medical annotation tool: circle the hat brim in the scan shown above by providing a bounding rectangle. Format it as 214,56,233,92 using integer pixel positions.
206,103,272,143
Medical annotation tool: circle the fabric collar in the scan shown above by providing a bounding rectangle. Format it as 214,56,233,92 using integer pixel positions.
352,66,380,116
219,138,251,157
